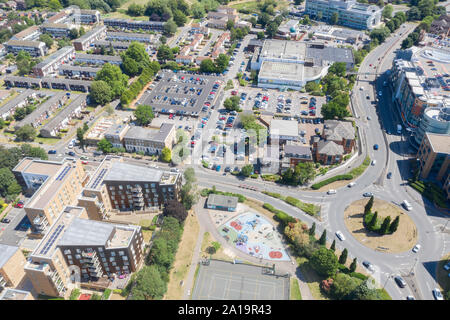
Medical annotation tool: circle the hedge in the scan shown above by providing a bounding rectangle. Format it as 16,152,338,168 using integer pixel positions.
201,188,246,203
349,272,368,281
262,203,296,225
262,192,320,217
311,174,353,190
102,289,112,300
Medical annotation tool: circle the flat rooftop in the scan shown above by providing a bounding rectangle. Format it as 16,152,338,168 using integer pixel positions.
0,289,31,300
259,60,304,81
260,40,306,61
13,157,64,178
86,155,122,190
0,244,19,268
426,132,450,154
270,119,299,137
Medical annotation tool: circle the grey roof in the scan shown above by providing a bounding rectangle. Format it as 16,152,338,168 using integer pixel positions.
93,40,133,48
60,65,101,73
41,23,71,29
58,217,113,246
104,162,163,182
104,123,129,138
75,53,122,62
6,39,44,48
306,45,354,66
0,89,39,116
106,31,154,40
42,77,92,87
40,94,85,131
317,140,344,156
35,46,74,70
15,92,64,128
324,120,355,141
74,25,106,43
4,76,41,84
0,244,19,268
124,123,174,143
284,144,312,157
207,193,238,208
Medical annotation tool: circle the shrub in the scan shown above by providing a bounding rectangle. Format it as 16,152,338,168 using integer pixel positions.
349,272,368,281
102,289,112,300
201,188,246,202
69,288,80,300
311,174,353,190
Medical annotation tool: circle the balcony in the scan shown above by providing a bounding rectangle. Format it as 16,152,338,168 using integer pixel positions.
82,251,98,260
0,275,7,288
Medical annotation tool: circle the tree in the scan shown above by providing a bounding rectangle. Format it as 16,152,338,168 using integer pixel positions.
223,96,240,111
97,138,112,153
122,56,140,76
331,12,339,25
183,167,196,184
163,19,177,36
157,44,174,63
163,199,188,222
69,28,79,40
79,27,85,37
240,164,253,177
349,281,380,300
319,229,327,245
382,4,393,19
215,54,230,73
76,127,86,152
265,21,279,38
305,81,320,92
39,34,53,48
258,12,271,27
48,0,62,9
16,50,33,76
173,9,187,27
330,239,336,252
330,273,361,300
14,107,27,121
328,62,347,77
350,258,357,272
131,265,167,300
89,80,112,105
389,216,400,233
226,19,235,30
309,222,316,236
191,3,206,18
15,124,36,141
161,147,171,163
368,211,378,230
310,247,339,277
339,248,348,265
364,196,374,215
0,168,17,197
199,59,217,73
134,105,154,126
257,31,265,40
380,216,391,234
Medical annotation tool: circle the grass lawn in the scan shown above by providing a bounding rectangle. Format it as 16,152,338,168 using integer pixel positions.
142,229,153,243
200,232,234,262
102,11,148,20
34,136,60,145
262,191,321,217
296,257,329,300
119,0,151,10
231,1,260,13
164,211,200,300
290,278,302,300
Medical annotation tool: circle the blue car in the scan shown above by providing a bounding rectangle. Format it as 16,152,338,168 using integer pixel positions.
48,150,57,154
373,144,379,150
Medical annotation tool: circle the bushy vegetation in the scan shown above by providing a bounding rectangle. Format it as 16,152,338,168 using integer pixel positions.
408,178,448,209
200,186,246,203
262,192,320,217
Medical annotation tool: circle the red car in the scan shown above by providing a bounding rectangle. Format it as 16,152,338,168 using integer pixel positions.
81,160,88,165
169,114,174,119
231,91,238,95
15,201,24,208
226,123,233,127
369,64,372,67
204,102,211,106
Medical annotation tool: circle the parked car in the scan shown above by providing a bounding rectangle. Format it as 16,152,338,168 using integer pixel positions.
387,172,392,179
48,150,57,154
1,218,10,223
373,144,379,150
327,189,337,195
394,276,407,288
363,192,373,197
406,296,415,300
14,200,24,208
432,288,444,300
348,182,356,188
412,244,421,253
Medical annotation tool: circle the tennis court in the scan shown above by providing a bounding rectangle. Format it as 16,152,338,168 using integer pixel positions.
192,260,289,300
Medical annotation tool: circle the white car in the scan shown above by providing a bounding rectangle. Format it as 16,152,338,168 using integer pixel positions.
348,182,356,188
327,189,337,195
371,160,377,166
412,244,421,253
359,86,364,90
335,231,345,241
432,288,444,300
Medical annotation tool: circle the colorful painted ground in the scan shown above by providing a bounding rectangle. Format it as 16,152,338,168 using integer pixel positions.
218,212,290,261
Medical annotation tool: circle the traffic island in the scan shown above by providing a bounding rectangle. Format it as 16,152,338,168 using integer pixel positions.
343,198,418,253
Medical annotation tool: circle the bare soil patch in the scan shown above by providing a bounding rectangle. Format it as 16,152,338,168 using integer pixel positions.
344,198,417,253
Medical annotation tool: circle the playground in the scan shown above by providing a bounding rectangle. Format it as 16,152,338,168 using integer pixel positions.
218,211,290,261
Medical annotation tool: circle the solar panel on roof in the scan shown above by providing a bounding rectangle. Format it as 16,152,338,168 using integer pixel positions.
91,168,107,189
39,224,65,255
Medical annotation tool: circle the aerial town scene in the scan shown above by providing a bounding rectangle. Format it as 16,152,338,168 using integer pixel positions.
0,0,448,305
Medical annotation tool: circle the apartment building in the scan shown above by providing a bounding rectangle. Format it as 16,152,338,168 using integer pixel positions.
10,25,40,41
106,31,155,43
45,11,69,24
40,94,87,138
211,31,230,59
33,46,75,77
281,143,313,170
3,75,42,89
104,123,130,148
103,18,164,31
103,162,182,211
59,65,101,79
14,92,68,130
75,53,122,66
93,40,132,52
73,25,106,51
41,77,92,92
305,0,382,30
417,132,450,183
0,89,42,120
122,123,176,155
13,157,86,235
73,9,101,25
5,40,47,57
41,23,73,38
207,6,239,29
0,244,27,290
0,289,34,300
25,205,144,298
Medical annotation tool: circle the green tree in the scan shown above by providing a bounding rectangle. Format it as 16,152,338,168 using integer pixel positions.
265,21,279,38
330,273,361,300
382,4,393,19
191,3,206,18
309,222,316,236
330,239,336,252
349,281,381,300
89,80,112,105
15,124,36,141
305,81,320,92
173,9,187,27
328,62,347,77
0,168,17,197
131,265,167,300
48,0,62,9
163,19,177,36
331,12,339,25
389,216,400,233
310,247,339,278
97,138,112,153
76,127,86,152
215,54,230,73
349,257,357,272
69,28,79,40
240,164,253,177
199,59,217,73
368,211,378,230
226,19,235,30
134,105,154,126
257,31,265,39
95,63,129,98
364,196,374,215
223,96,240,111
161,147,171,163
157,44,174,63
39,34,54,48
183,167,196,184
122,56,140,76
379,216,391,234
319,229,327,245
14,107,27,121
338,248,348,265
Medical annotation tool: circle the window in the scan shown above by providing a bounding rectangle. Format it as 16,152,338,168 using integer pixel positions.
119,185,123,190
109,257,115,262
75,254,81,260
110,252,116,256
115,266,120,271
112,262,116,266
122,256,128,261
105,267,110,271
76,249,81,253
67,255,72,260
64,249,71,255
98,247,103,252
124,261,129,266
119,251,124,256
102,258,107,262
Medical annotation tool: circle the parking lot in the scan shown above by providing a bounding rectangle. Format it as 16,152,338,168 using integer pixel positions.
137,70,223,117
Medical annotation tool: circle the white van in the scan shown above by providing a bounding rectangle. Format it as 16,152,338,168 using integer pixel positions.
402,200,412,211
371,160,377,166
327,189,337,195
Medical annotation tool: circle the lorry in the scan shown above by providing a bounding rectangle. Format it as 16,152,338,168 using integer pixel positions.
397,124,402,134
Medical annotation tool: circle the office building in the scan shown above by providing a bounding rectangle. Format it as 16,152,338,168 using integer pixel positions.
269,119,299,144
73,25,106,51
305,0,382,30
5,40,47,57
122,124,176,155
282,143,313,170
